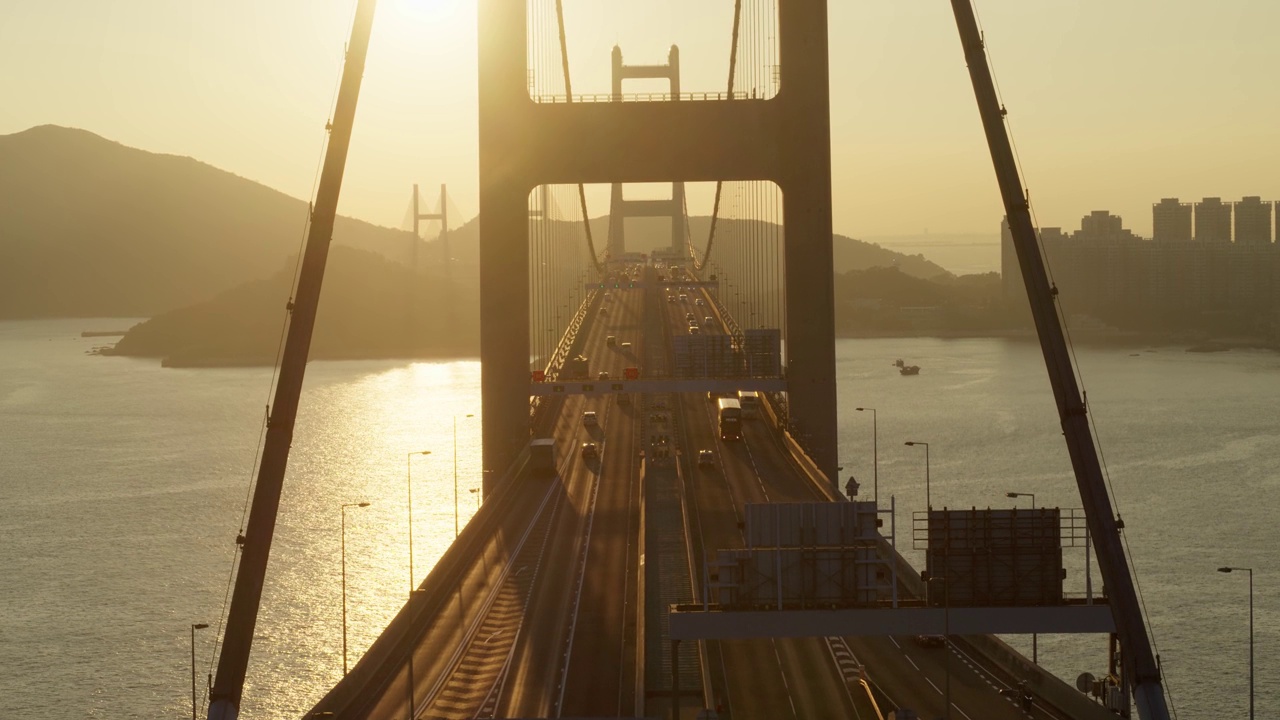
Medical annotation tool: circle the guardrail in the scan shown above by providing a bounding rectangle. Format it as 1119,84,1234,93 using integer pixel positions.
530,289,600,425
305,447,536,717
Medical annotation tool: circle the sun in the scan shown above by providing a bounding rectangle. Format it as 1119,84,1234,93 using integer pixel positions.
384,0,472,25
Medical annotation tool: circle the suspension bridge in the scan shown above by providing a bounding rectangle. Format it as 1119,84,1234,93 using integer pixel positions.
203,2,1174,719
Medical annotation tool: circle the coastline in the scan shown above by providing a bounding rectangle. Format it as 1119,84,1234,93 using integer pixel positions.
835,327,1280,353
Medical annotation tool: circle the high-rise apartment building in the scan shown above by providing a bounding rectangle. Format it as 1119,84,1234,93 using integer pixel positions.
1194,197,1232,242
1233,196,1273,244
1076,210,1137,242
1152,198,1192,241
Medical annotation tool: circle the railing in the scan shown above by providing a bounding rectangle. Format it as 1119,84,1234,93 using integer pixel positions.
529,288,599,425
532,90,749,104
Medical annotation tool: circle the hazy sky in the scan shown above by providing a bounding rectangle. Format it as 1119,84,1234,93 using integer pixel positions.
3,0,1279,239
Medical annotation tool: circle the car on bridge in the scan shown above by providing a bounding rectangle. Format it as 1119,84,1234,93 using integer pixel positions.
598,371,609,380
582,411,598,427
697,449,715,467
580,442,598,459
913,634,946,648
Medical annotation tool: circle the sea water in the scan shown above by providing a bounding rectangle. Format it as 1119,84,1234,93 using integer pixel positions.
1,320,1275,718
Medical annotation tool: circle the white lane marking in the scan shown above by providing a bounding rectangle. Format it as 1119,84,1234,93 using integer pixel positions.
770,639,801,720
926,678,941,694
889,637,902,649
951,699,975,720
906,656,919,671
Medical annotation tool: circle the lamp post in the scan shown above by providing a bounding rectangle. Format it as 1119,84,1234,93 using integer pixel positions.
453,414,475,539
190,623,209,720
340,501,371,676
855,407,878,503
406,450,431,591
1218,566,1254,720
926,576,951,719
1006,491,1038,664
407,588,428,717
904,441,930,510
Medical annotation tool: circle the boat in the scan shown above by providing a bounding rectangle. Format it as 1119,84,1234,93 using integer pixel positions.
899,364,920,376
893,358,905,368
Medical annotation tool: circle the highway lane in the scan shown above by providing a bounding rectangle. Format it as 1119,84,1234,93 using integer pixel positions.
559,284,644,716
738,374,1085,720
498,280,646,717
665,280,866,720
683,274,1076,719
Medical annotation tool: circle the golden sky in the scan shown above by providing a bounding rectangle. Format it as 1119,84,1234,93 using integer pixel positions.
2,0,1278,239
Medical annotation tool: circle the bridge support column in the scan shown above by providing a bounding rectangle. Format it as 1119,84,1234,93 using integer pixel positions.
478,0,533,492
478,180,530,497
777,1,837,485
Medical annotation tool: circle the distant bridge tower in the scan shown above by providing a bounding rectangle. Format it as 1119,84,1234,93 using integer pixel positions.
412,183,450,266
607,46,686,259
478,2,837,490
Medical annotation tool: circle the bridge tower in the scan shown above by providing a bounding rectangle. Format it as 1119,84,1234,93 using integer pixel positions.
412,183,449,259
607,46,687,260
478,2,837,491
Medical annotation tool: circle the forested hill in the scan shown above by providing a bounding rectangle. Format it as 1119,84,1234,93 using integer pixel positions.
0,125,421,319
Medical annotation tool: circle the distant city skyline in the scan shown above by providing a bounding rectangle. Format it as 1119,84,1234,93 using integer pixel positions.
3,1,1280,240
1047,194,1276,244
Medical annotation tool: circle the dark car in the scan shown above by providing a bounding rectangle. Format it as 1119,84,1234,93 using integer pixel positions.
697,449,715,467
913,634,946,648
581,442,599,459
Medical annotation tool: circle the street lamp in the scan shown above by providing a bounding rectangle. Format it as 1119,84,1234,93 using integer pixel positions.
406,450,431,591
904,441,930,510
925,575,952,719
855,407,877,503
1006,491,1038,664
190,623,209,720
407,588,428,717
1218,566,1254,720
340,501,371,676
453,414,475,539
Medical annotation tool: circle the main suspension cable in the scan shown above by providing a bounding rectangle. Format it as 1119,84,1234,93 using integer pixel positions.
552,0,605,274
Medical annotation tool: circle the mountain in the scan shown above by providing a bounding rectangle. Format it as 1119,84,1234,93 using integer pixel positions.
0,125,424,319
422,214,951,279
832,266,1008,335
107,245,479,365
